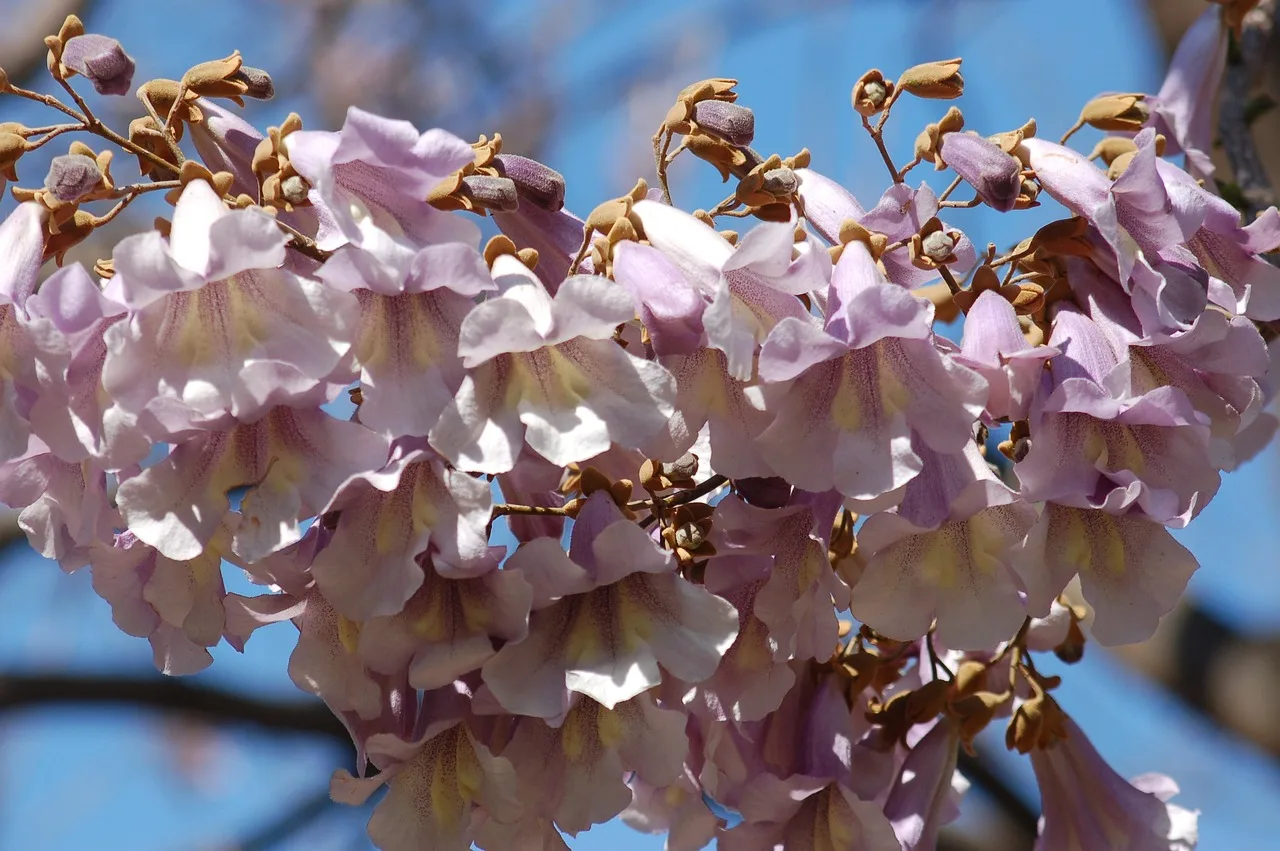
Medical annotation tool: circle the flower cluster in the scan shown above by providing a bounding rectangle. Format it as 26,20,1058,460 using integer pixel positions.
0,5,1266,849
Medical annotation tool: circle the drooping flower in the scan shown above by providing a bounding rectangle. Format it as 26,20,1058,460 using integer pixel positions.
621,773,724,851
852,436,1041,649
115,403,390,562
481,491,739,719
883,717,966,849
429,269,676,473
955,288,1058,422
1146,3,1228,177
103,180,359,431
0,203,49,463
1031,716,1199,851
496,693,689,836
756,241,987,505
355,553,531,690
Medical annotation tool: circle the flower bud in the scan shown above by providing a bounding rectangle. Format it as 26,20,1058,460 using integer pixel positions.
60,34,135,96
0,66,9,92
898,58,964,100
231,66,274,100
692,100,755,146
938,131,1022,212
1078,93,1149,133
44,153,103,202
459,174,519,213
852,69,894,116
493,154,565,212
0,131,28,181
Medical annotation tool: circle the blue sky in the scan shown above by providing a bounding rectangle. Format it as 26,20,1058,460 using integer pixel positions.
1,0,1279,848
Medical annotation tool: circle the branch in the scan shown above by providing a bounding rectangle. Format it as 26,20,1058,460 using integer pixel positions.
1219,0,1279,221
0,671,349,742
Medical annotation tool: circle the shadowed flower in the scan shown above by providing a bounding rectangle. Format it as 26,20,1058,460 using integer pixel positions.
481,491,738,719
1031,716,1199,850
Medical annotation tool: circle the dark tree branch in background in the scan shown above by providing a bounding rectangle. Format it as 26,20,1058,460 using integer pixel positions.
0,671,349,742
1220,0,1279,221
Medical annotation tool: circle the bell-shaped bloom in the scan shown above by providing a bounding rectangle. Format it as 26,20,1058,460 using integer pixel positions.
89,528,233,675
711,495,847,664
481,491,739,719
189,97,267,200
285,106,481,255
938,131,1023,212
1188,198,1280,321
632,201,824,381
116,403,390,562
333,712,523,851
1022,503,1198,646
691,570,797,723
325,241,493,439
60,33,136,96
956,289,1058,422
0,203,49,463
24,265,150,468
883,718,965,849
103,181,359,431
756,242,987,504
356,553,531,690
1146,4,1227,177
1023,131,1208,301
718,773,900,851
1016,304,1218,526
310,441,495,619
649,347,778,479
429,271,676,473
498,693,688,836
1031,717,1199,851
852,437,1041,649
0,435,118,571
612,240,707,357
794,168,865,245
621,773,723,851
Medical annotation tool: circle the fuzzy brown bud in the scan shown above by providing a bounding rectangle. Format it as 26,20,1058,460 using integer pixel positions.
1078,93,1150,133
898,58,964,99
852,69,894,116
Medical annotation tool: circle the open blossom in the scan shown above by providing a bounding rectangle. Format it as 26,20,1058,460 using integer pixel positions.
756,241,986,504
430,265,676,473
481,491,738,719
1032,717,1199,851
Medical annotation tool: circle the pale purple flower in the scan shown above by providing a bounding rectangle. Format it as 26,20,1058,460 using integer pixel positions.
0,203,48,462
852,437,1041,649
756,241,987,505
1021,503,1198,646
104,180,358,431
1146,4,1227,178
481,491,739,719
858,182,977,288
0,435,118,571
429,270,676,473
89,527,233,675
285,106,481,255
498,693,688,836
1032,717,1199,851
1016,304,1219,526
189,97,267,200
794,167,865,244
883,718,966,850
612,240,708,356
718,773,900,851
621,773,723,851
115,404,390,562
355,553,531,690
310,442,496,619
956,289,1058,422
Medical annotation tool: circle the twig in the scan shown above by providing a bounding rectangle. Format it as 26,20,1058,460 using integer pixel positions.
1219,0,1279,221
